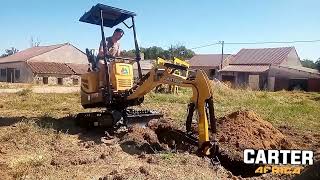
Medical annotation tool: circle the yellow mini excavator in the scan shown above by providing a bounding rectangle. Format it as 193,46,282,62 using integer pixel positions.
78,4,219,161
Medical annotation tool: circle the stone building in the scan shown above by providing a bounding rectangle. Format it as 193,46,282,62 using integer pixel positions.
0,43,89,85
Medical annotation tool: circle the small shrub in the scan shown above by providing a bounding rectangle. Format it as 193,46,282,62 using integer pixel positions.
16,88,32,96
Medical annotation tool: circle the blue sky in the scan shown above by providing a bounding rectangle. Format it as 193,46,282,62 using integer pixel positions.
1,0,319,60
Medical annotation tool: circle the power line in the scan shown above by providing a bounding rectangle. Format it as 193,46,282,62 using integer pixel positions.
190,39,320,49
190,42,220,49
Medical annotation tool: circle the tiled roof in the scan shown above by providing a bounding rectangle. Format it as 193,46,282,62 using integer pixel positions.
0,43,67,63
66,63,89,74
230,47,294,65
220,65,269,72
189,54,231,67
27,62,74,75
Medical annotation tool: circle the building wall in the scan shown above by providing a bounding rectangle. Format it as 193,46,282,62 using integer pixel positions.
0,62,34,83
133,69,150,79
280,49,302,66
308,79,320,92
220,71,236,85
29,44,88,64
190,66,219,79
268,66,320,91
222,55,233,68
33,74,81,86
220,71,268,90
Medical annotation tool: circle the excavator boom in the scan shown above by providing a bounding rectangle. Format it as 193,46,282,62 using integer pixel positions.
127,61,218,158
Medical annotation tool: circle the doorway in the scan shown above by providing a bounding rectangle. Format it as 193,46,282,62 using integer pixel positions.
288,79,308,91
6,68,14,83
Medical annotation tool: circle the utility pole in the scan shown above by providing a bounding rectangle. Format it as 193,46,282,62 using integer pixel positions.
170,44,173,60
220,41,224,70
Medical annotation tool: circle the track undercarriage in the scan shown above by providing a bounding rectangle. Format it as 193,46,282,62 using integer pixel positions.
75,108,163,129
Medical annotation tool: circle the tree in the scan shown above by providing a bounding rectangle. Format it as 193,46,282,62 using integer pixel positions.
316,58,320,71
122,45,195,60
30,36,41,47
121,49,136,58
300,59,317,69
143,46,166,59
168,44,195,59
1,47,19,57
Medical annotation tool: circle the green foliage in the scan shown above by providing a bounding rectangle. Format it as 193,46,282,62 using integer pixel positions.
146,46,167,59
316,58,320,71
121,45,195,60
300,59,317,69
168,44,195,59
160,152,175,160
121,49,136,58
16,88,32,96
1,47,19,57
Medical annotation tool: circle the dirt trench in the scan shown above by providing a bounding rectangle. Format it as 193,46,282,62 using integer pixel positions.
119,119,195,155
116,110,298,178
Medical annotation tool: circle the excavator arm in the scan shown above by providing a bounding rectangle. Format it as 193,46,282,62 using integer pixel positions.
127,62,218,158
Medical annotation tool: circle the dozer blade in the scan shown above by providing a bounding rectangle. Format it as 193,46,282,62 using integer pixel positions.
125,109,163,127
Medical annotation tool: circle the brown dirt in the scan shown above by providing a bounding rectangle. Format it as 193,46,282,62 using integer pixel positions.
0,110,318,179
149,119,196,152
119,119,195,155
217,110,294,160
278,125,320,154
120,125,163,154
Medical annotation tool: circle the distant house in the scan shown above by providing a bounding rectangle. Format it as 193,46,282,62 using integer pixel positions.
220,47,320,91
189,54,231,79
0,43,89,85
133,59,155,79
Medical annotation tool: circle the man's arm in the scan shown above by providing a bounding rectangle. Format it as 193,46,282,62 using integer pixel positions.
98,40,104,57
116,42,121,57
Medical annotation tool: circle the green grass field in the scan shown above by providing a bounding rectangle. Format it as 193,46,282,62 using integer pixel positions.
0,84,319,132
0,85,319,179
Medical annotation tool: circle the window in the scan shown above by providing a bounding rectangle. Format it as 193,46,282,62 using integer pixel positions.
43,77,48,84
210,69,216,77
73,78,79,85
15,69,20,80
0,69,6,77
57,78,63,85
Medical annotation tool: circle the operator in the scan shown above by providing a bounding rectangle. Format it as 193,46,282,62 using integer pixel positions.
97,28,124,87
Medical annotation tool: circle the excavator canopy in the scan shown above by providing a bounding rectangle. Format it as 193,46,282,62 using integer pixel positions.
79,3,136,27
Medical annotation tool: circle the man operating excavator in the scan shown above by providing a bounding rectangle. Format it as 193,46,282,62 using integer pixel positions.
97,28,124,88
79,4,219,163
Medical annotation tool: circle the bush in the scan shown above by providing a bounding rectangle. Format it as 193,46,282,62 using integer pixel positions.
16,88,32,96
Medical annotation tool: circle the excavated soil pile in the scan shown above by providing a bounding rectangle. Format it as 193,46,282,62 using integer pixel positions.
215,110,295,177
120,125,162,154
119,111,296,177
120,119,195,155
217,110,293,159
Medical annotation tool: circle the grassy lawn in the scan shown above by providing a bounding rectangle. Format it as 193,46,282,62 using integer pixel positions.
211,85,320,132
0,85,319,179
0,82,33,89
0,84,319,132
144,85,320,132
